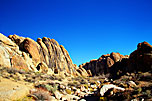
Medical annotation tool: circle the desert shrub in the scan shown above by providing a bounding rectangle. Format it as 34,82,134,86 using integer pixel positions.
18,96,33,101
45,84,58,94
146,90,151,97
29,88,52,100
137,87,142,93
66,89,72,94
73,81,79,85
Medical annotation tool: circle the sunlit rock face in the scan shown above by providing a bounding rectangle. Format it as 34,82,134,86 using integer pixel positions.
0,33,88,77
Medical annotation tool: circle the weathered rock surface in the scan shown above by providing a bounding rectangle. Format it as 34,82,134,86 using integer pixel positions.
0,33,88,77
11,55,29,71
23,38,41,67
0,33,17,47
0,45,11,68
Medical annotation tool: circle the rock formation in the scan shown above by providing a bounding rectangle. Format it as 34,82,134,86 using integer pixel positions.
79,52,129,77
0,33,88,77
0,33,151,100
80,41,152,78
1,33,151,78
128,41,152,72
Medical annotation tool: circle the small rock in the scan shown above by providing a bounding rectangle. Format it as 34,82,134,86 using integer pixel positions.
80,85,85,92
61,95,67,101
100,84,125,96
91,84,97,89
75,89,80,96
60,84,65,89
49,96,56,101
79,99,86,101
128,81,137,87
131,98,138,101
54,91,62,100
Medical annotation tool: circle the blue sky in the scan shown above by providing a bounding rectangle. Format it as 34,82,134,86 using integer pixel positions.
0,0,152,65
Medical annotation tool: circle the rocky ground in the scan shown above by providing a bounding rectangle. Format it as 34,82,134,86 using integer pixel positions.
0,67,151,101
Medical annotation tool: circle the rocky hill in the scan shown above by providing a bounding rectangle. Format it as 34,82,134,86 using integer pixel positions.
0,33,88,77
79,41,152,79
79,52,129,77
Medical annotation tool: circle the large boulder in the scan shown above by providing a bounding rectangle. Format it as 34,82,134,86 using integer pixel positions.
77,67,89,77
0,33,17,47
106,57,114,68
8,34,25,46
110,52,122,62
128,41,152,72
22,38,41,67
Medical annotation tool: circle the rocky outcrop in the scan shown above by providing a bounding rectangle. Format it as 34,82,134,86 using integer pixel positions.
79,52,128,76
80,41,152,78
127,41,152,72
0,33,87,77
110,41,152,77
1,32,151,78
